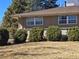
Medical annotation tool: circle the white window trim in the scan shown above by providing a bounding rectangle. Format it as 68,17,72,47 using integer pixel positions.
58,16,77,25
34,17,44,26
67,16,77,24
58,16,67,25
26,18,35,26
26,17,44,26
34,18,36,26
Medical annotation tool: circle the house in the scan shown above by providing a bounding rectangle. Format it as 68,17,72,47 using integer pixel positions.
13,6,79,28
12,0,79,35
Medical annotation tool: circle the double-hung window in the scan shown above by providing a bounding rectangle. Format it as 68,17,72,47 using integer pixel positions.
68,16,77,24
58,16,67,24
26,17,43,26
26,18,35,26
58,16,77,25
35,18,43,25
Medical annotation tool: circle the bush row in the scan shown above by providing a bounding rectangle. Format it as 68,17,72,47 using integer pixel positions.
68,27,79,41
47,26,61,41
29,27,44,42
0,26,79,45
29,26,79,42
14,29,27,44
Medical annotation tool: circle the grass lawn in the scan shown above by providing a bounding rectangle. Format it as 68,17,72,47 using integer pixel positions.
0,42,79,59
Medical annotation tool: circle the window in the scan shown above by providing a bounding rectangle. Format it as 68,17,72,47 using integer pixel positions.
58,16,77,25
59,19,67,24
27,20,34,26
26,17,43,26
26,18,35,26
59,16,67,24
35,18,43,25
60,16,67,19
68,16,77,24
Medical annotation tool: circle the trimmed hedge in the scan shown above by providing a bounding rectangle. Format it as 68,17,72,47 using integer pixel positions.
68,27,79,41
47,26,61,41
14,29,27,44
0,28,9,45
29,27,44,42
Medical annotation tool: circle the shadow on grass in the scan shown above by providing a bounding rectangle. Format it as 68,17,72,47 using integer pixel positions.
13,52,59,56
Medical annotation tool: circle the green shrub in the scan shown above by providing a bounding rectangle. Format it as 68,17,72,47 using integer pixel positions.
68,27,79,41
0,28,9,45
29,27,44,42
47,26,61,41
14,29,27,44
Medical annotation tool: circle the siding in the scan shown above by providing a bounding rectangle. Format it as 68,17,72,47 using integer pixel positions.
18,15,79,29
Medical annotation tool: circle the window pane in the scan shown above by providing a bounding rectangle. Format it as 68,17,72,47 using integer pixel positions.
68,19,76,23
59,19,67,24
60,16,67,19
27,21,34,25
26,19,34,26
68,16,77,24
35,18,43,25
36,20,43,25
68,16,76,20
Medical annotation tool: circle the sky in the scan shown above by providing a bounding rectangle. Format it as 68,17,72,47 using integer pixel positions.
0,0,64,24
0,0,12,23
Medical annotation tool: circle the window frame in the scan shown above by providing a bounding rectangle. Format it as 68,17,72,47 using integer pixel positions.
58,16,67,25
35,17,43,26
67,16,77,24
58,16,77,25
26,18,35,26
26,17,43,26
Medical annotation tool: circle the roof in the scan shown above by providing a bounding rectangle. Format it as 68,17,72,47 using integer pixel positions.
13,6,79,18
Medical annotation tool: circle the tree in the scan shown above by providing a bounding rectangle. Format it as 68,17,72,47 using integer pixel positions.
2,0,33,28
11,0,33,13
2,7,13,28
2,0,59,28
32,0,42,11
38,0,59,9
2,0,34,38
